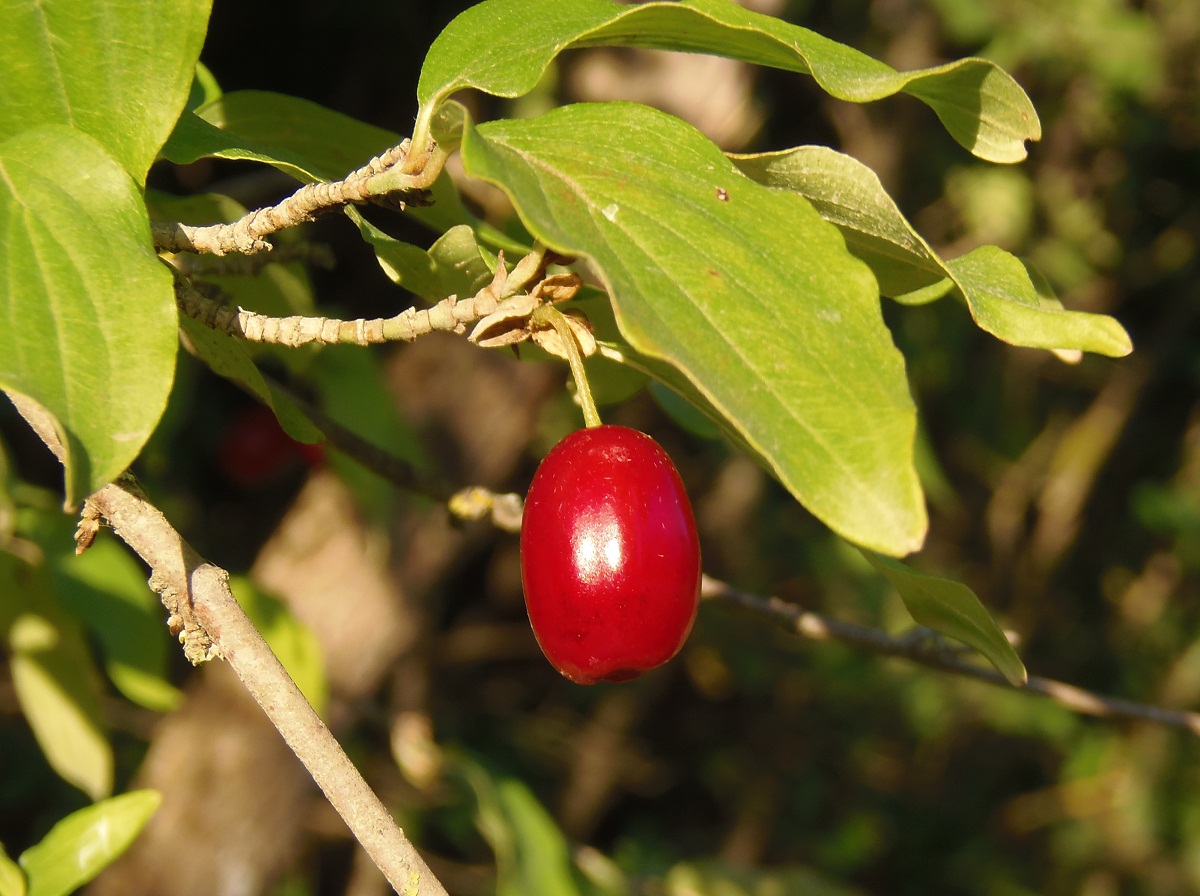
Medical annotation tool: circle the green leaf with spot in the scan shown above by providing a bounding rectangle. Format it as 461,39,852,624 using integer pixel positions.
733,146,1132,357
0,126,177,506
460,102,925,555
0,0,211,181
418,0,1039,163
19,790,161,896
865,552,1026,686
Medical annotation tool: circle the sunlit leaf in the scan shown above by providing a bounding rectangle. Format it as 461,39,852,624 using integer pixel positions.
0,843,25,896
19,790,161,896
9,613,113,800
947,246,1131,357
0,0,212,180
418,0,1040,163
733,146,1132,357
0,126,177,506
50,533,182,713
460,102,925,555
864,552,1027,686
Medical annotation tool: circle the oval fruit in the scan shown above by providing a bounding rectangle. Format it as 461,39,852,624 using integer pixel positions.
520,425,701,684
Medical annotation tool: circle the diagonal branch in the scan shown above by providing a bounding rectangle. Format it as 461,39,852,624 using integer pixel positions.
306,414,1200,736
249,371,1200,738
702,576,1200,735
6,393,449,896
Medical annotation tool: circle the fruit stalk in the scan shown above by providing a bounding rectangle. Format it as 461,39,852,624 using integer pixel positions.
535,304,602,428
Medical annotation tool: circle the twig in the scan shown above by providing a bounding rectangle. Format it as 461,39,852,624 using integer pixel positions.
6,393,449,896
174,277,505,348
172,239,573,348
152,140,437,257
174,244,582,351
238,382,1200,738
265,376,524,533
702,576,1200,736
263,377,455,504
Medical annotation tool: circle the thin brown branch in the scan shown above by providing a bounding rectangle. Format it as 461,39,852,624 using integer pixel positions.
152,140,436,257
263,377,455,504
259,377,525,532
6,392,449,896
236,398,1200,738
702,575,1200,737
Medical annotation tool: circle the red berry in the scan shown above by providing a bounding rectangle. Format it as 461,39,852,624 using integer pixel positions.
217,405,323,488
520,425,701,684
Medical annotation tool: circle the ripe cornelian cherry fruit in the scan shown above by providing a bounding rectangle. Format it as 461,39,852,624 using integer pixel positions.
520,425,701,685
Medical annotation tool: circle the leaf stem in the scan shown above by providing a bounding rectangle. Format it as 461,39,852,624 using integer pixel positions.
535,305,602,428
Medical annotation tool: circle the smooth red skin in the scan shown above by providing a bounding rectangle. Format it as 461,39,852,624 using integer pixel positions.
520,425,701,685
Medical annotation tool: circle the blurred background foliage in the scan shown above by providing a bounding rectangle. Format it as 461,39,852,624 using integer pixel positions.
2,0,1199,894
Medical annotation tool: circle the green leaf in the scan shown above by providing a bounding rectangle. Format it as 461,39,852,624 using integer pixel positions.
19,790,161,896
185,62,223,114
163,90,399,184
418,0,1039,163
456,759,589,896
664,860,865,896
178,317,322,445
349,215,499,303
230,577,328,717
50,533,182,713
864,552,1027,686
946,246,1132,357
461,102,925,555
9,613,113,800
733,146,1132,357
428,226,501,298
0,126,178,507
733,146,947,298
0,0,212,181
0,843,26,896
350,211,445,301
